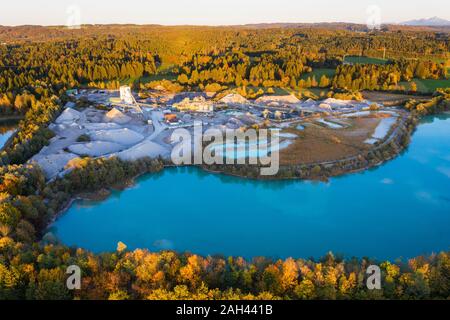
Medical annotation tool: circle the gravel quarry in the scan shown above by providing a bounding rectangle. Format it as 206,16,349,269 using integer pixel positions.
30,89,403,179
31,106,169,179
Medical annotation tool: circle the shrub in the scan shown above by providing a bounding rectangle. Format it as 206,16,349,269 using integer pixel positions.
76,134,91,143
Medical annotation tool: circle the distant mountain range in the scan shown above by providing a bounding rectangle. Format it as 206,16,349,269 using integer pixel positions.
401,17,450,26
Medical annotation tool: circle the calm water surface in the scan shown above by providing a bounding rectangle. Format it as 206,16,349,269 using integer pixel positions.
0,120,17,149
51,115,450,260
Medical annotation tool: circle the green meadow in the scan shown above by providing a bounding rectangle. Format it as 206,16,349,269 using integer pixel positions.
301,68,336,80
400,78,450,94
344,56,389,65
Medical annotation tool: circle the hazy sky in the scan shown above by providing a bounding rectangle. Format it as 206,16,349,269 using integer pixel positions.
0,0,448,26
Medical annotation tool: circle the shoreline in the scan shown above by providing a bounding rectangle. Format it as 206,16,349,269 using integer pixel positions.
51,112,416,222
199,111,416,181
0,115,24,122
0,116,21,151
49,172,154,225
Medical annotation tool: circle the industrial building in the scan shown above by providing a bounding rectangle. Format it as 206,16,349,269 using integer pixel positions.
173,96,214,113
120,86,136,105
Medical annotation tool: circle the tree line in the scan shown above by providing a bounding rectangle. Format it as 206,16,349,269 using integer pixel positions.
0,25,449,300
1,25,449,116
332,60,447,91
0,92,448,299
0,155,448,300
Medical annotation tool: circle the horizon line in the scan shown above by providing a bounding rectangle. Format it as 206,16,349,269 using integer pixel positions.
1,20,448,28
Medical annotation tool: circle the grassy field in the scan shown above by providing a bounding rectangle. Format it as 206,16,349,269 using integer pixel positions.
157,63,176,73
280,117,380,165
300,68,336,80
399,78,450,94
231,86,291,96
362,91,432,103
120,73,177,85
344,56,388,65
120,63,178,85
299,88,328,99
140,73,178,82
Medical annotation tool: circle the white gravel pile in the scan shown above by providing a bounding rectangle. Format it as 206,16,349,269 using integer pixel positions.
55,108,82,124
220,93,249,104
69,141,125,157
318,103,333,110
104,108,132,124
83,123,122,131
300,99,317,108
89,128,144,146
117,140,169,161
32,153,78,179
322,98,356,108
256,94,300,105
322,98,371,110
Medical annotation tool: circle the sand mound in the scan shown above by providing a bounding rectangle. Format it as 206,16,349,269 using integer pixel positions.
256,94,300,105
322,98,371,110
55,108,81,124
69,141,125,157
322,98,356,108
32,153,78,179
83,123,122,131
64,101,76,109
117,140,169,161
318,103,333,110
220,93,249,104
89,128,144,146
323,98,352,105
300,98,317,108
104,108,131,124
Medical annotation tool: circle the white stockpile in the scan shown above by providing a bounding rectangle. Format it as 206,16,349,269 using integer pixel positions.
68,141,125,157
255,94,300,105
32,153,79,179
219,93,249,104
31,106,170,179
104,108,132,125
89,128,144,146
115,140,169,161
55,107,82,124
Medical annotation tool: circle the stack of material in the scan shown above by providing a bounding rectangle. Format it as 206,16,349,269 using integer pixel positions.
69,141,125,157
89,128,144,146
55,108,82,124
255,94,300,105
104,108,132,124
219,93,249,104
31,153,78,179
117,141,169,161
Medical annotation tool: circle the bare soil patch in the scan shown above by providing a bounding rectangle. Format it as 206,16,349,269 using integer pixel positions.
280,117,382,165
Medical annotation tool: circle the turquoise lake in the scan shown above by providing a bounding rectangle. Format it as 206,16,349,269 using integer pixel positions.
51,115,450,260
0,121,17,149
